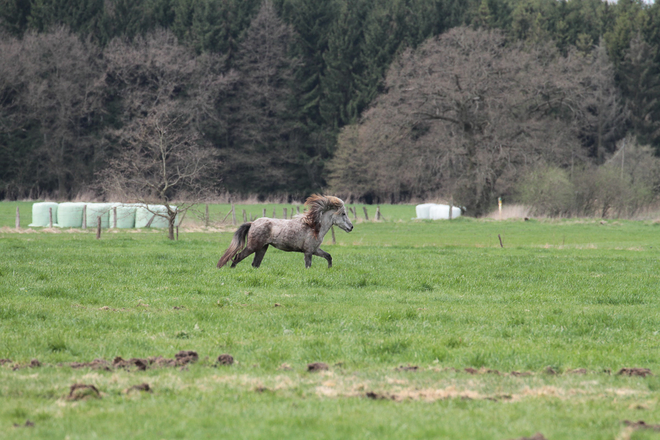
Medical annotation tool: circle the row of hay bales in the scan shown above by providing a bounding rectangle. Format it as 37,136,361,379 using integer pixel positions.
415,203,462,220
28,202,176,228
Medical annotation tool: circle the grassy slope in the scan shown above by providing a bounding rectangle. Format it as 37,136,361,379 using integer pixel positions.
1,202,660,439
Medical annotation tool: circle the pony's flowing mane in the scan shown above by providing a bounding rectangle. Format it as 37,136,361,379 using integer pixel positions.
303,194,344,237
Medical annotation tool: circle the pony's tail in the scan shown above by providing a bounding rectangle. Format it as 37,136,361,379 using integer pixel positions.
217,223,252,268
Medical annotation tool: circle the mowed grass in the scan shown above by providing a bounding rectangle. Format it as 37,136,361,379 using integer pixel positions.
1,203,660,439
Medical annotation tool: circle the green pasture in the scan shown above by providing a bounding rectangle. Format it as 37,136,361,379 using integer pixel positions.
1,202,660,439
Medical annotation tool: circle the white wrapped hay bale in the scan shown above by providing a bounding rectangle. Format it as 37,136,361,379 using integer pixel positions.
85,203,112,228
109,204,137,228
28,202,59,227
106,203,120,227
55,202,86,227
415,203,436,219
135,205,176,228
429,204,462,220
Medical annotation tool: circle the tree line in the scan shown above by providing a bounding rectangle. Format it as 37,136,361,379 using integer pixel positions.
1,0,659,214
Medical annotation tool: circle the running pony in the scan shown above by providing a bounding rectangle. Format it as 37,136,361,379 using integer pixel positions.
217,195,353,269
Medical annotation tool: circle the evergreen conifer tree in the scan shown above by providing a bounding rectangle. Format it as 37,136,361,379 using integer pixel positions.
619,34,660,152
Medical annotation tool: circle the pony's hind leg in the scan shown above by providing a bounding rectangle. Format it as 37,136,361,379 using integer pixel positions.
313,248,332,268
251,245,269,268
231,234,267,268
230,247,255,268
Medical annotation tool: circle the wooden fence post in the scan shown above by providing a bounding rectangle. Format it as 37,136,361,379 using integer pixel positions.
96,216,101,239
449,197,453,221
283,208,287,219
82,205,87,228
205,204,209,227
15,206,20,229
49,208,53,228
243,209,247,223
176,226,179,241
263,208,267,218
113,207,117,228
363,206,369,221
297,206,300,215
376,206,381,220
273,208,277,219
176,208,188,228
232,204,236,225
351,207,357,220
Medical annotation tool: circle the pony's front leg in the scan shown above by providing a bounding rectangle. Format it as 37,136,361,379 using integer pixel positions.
313,248,332,268
304,252,313,268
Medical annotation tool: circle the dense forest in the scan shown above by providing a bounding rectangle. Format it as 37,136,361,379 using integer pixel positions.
1,0,660,215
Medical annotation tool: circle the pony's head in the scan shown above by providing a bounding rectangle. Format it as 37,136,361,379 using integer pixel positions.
303,194,353,235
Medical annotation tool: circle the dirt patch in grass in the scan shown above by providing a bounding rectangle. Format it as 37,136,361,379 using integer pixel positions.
308,362,329,372
175,351,199,364
310,378,649,403
67,383,101,400
70,359,112,371
68,351,199,372
623,420,660,432
463,367,501,375
623,420,660,431
509,434,547,440
11,350,205,372
113,357,149,371
618,368,653,377
512,386,577,400
363,386,483,402
99,306,128,312
366,391,391,400
217,354,234,365
13,420,35,428
124,383,152,394
9,359,42,370
395,365,419,372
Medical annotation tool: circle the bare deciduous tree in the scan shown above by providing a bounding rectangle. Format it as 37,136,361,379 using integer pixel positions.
0,27,105,197
328,27,627,214
98,30,233,239
98,101,220,239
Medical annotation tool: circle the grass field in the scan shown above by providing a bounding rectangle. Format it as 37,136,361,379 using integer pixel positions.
1,202,660,439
